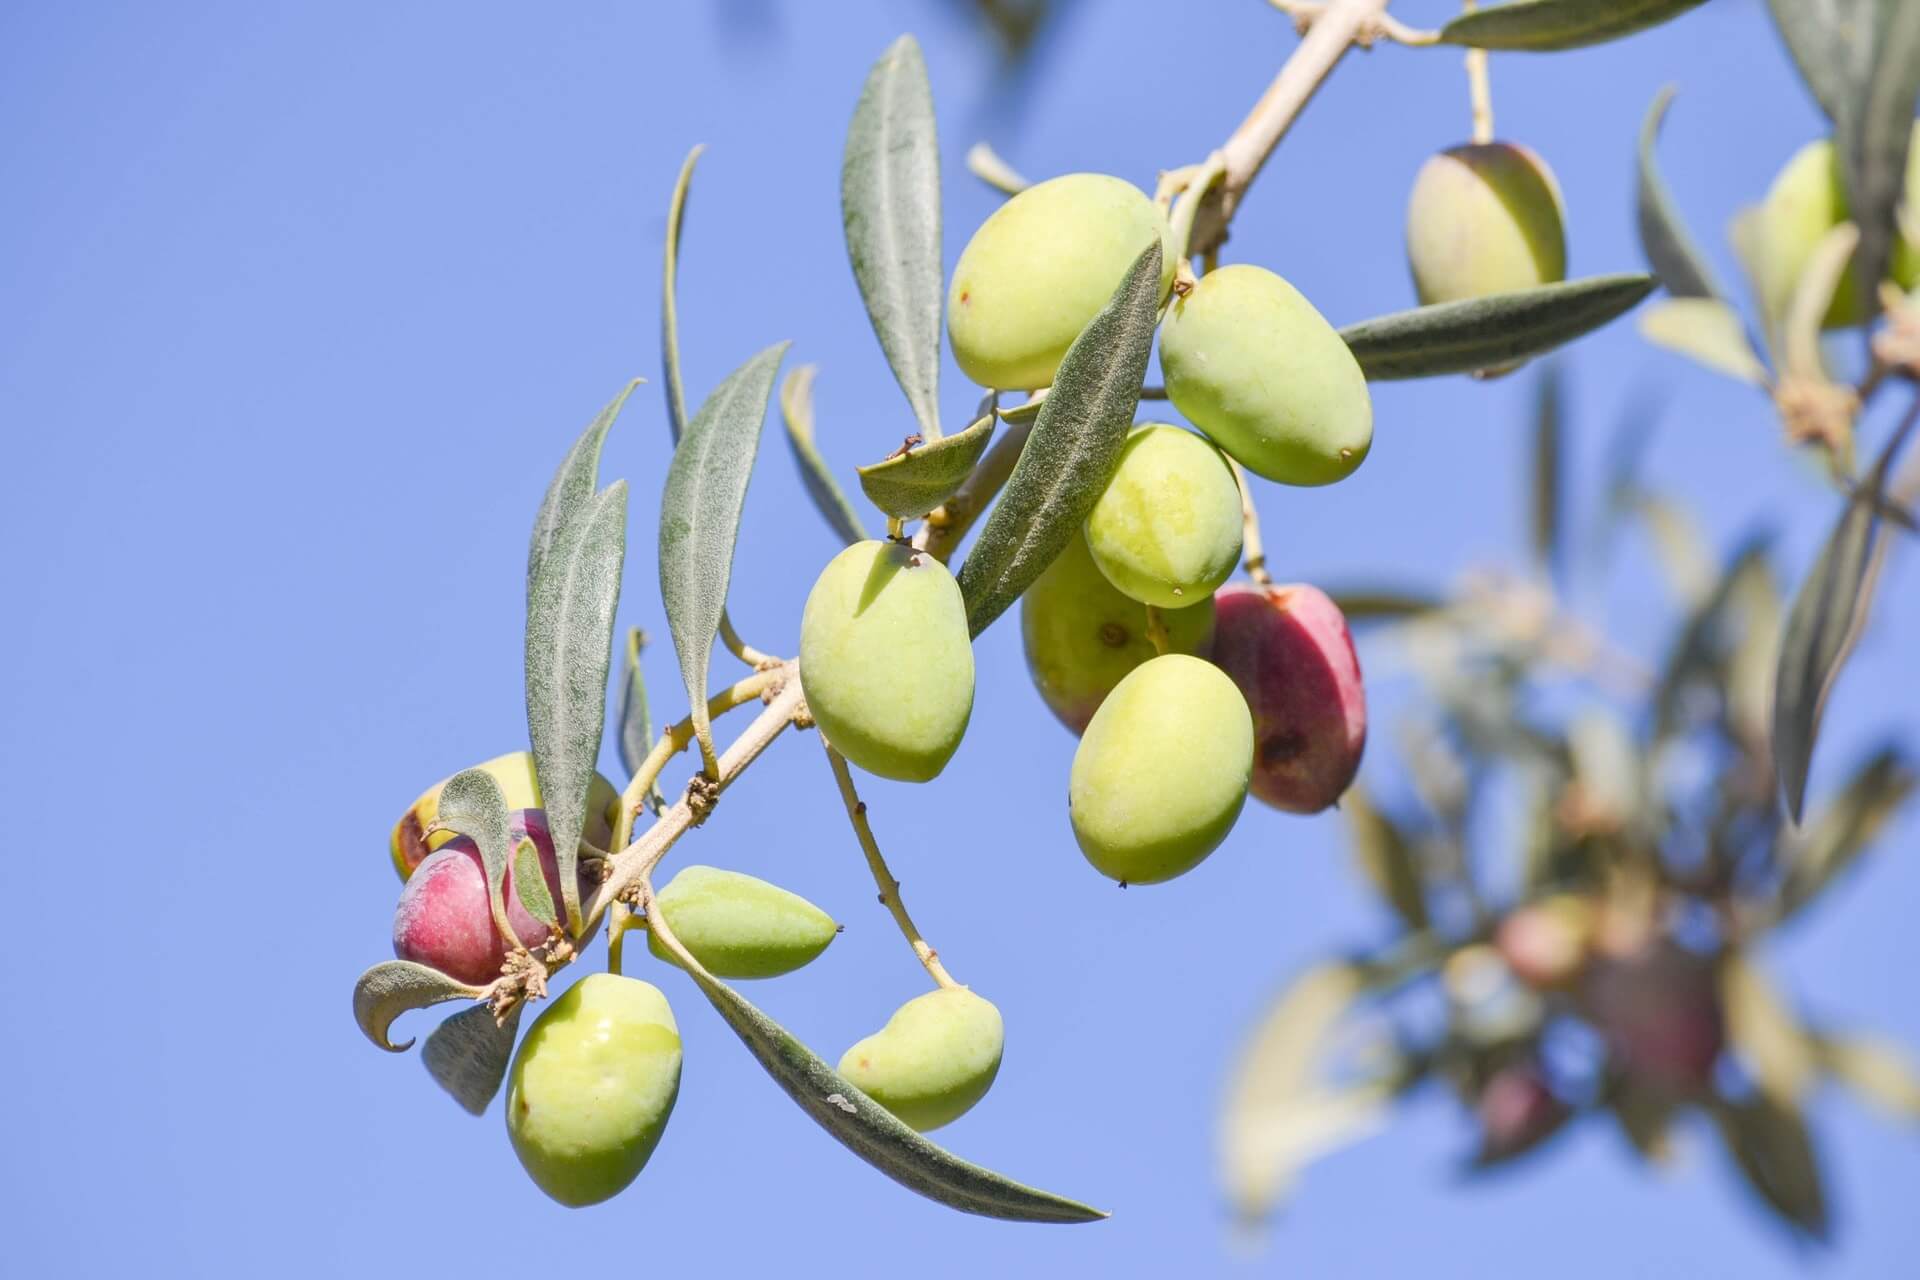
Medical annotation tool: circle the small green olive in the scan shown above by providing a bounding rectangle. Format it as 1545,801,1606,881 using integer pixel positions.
645,865,838,979
1083,423,1243,609
838,987,1004,1132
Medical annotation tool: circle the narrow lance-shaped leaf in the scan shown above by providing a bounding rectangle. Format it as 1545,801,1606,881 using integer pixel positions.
353,960,487,1053
422,1003,523,1116
512,836,558,931
527,381,639,600
1710,1093,1830,1240
1531,363,1563,584
659,343,789,765
433,768,515,943
1322,588,1445,623
1440,0,1710,51
842,34,943,441
958,242,1160,635
662,145,703,441
1636,86,1725,301
1839,2,1920,316
649,919,1105,1222
618,628,660,796
1773,745,1915,923
1766,0,1870,123
1343,789,1428,932
780,365,868,546
527,480,629,930
1339,275,1655,381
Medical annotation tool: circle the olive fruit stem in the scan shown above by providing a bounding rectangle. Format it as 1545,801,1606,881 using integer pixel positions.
617,665,790,848
1229,458,1274,587
719,612,781,672
966,141,1029,197
1462,4,1493,145
607,901,633,975
1144,606,1173,657
914,419,1034,563
1190,0,1394,255
822,740,961,990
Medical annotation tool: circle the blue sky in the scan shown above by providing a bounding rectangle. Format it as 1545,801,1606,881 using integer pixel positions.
3,1,1916,1275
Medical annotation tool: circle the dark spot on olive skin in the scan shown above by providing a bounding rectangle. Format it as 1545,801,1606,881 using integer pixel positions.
959,290,970,304
398,811,429,875
1260,732,1307,766
1098,622,1130,648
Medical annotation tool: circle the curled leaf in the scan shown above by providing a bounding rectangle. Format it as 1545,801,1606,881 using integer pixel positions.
781,366,867,546
856,412,995,518
1636,86,1724,301
423,1003,523,1116
1441,0,1709,51
353,960,486,1053
1339,275,1655,380
957,242,1160,635
662,145,703,440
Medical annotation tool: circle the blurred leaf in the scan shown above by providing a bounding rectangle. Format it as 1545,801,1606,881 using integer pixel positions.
1638,298,1768,385
1727,558,1786,746
1610,1082,1678,1164
1767,0,1873,122
1773,489,1881,823
1628,492,1718,606
1568,706,1643,828
422,1003,522,1116
617,628,666,814
661,146,703,441
1817,1034,1920,1119
1729,206,1781,365
659,927,1105,1222
1784,223,1860,381
966,140,1029,196
1710,1093,1830,1240
1220,963,1382,1221
527,472,628,933
1654,534,1773,738
1343,788,1429,931
1323,589,1445,623
997,390,1047,424
1440,0,1708,51
434,768,515,941
1636,86,1726,301
1774,745,1915,923
659,343,789,765
842,35,944,442
352,961,486,1053
856,412,995,518
1339,275,1655,380
780,366,867,546
1723,954,1820,1105
1530,364,1564,584
512,836,558,931
957,243,1159,636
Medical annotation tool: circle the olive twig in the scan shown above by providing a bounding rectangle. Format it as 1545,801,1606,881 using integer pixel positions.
1229,458,1274,587
914,419,1034,563
822,739,960,990
1267,0,1439,46
616,665,790,849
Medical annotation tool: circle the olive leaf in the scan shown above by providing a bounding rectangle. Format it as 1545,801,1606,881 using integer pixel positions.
527,458,628,933
1440,0,1709,51
1343,788,1428,932
1773,490,1881,823
1773,745,1915,924
352,960,487,1053
1710,1093,1830,1240
1816,1034,1920,1119
1530,363,1563,584
1323,589,1445,623
1219,962,1381,1221
433,768,515,942
617,628,666,814
842,34,943,443
659,343,789,767
1653,534,1774,740
1783,223,1860,380
422,1003,523,1116
957,242,1161,636
527,380,640,600
1339,275,1655,381
856,412,995,518
661,145,703,441
1638,298,1768,385
512,835,558,931
1722,954,1821,1106
1635,86,1727,302
651,924,1105,1223
780,366,867,546
1609,1082,1677,1164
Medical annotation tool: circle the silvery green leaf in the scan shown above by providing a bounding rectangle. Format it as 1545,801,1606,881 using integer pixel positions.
656,929,1105,1222
659,343,789,762
1774,745,1915,922
1339,275,1655,380
512,836,558,931
781,365,867,546
856,412,995,518
422,1003,523,1116
434,768,515,940
662,145,704,441
957,242,1160,636
352,960,486,1053
1638,298,1768,384
527,381,639,600
527,479,629,930
842,35,944,442
1636,86,1725,301
1531,364,1563,583
1441,0,1709,50
617,628,662,806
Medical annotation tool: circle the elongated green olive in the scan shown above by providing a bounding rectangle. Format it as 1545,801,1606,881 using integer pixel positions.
838,987,1004,1132
645,865,838,979
1084,424,1243,609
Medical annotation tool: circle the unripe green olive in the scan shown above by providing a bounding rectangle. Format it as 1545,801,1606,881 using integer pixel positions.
1752,127,1920,331
1160,264,1372,486
948,173,1177,391
505,973,682,1207
389,750,619,881
838,987,1004,1132
1069,653,1253,884
800,539,975,782
1084,423,1243,609
1405,141,1567,305
1021,531,1214,735
645,864,838,979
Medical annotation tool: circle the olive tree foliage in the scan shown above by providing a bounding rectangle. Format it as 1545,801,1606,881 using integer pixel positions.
351,0,1920,1237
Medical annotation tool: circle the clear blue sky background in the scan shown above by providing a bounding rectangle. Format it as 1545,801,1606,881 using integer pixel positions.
4,1,1915,1275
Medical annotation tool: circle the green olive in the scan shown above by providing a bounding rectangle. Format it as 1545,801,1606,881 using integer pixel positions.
838,987,1004,1132
645,865,838,979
